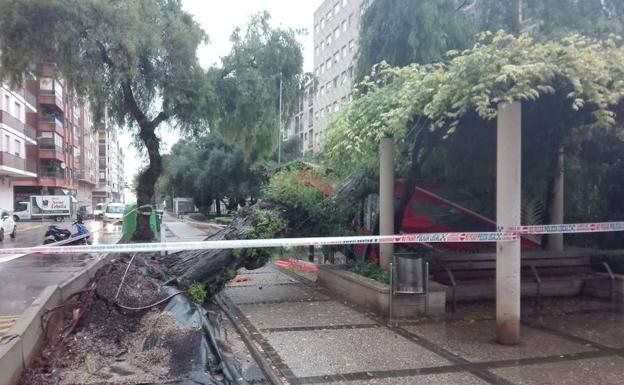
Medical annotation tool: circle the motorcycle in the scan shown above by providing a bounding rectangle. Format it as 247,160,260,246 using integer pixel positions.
43,215,91,245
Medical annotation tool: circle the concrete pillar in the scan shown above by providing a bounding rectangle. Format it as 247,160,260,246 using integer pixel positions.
496,102,522,345
379,137,394,271
548,147,564,252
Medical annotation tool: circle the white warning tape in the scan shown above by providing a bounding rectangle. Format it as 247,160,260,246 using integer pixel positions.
0,220,621,256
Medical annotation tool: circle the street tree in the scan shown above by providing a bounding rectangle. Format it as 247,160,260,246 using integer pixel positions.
163,134,264,214
357,0,473,79
211,12,305,163
0,0,207,240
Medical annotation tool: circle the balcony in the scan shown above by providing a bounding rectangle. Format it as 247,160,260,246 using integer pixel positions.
0,152,36,177
14,88,37,111
24,124,37,141
39,89,64,112
0,152,25,170
39,170,65,179
38,144,65,162
77,170,96,185
0,111,25,134
39,115,64,135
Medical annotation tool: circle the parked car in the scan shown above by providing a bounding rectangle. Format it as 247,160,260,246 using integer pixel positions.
78,205,94,219
103,203,125,223
0,209,16,241
94,203,106,220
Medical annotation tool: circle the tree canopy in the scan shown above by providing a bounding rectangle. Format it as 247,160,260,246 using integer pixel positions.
162,134,264,214
357,0,624,80
357,0,473,79
0,0,207,239
211,11,305,162
326,33,624,172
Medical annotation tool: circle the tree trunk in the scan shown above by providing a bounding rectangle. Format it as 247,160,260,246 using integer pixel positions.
133,124,162,241
216,200,222,216
394,128,431,233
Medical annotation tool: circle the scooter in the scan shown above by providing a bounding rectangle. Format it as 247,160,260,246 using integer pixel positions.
43,215,91,245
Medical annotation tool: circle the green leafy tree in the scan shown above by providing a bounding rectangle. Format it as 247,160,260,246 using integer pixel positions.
357,0,474,78
211,12,305,162
474,0,624,38
325,33,624,235
164,134,263,214
0,0,208,240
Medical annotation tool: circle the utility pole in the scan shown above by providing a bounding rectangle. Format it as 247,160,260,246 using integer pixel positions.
278,72,283,165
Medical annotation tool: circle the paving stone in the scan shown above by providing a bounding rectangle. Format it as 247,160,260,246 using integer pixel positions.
265,328,451,377
225,283,328,304
239,301,376,330
534,312,624,348
492,356,624,385
404,320,593,363
227,272,298,286
324,372,489,385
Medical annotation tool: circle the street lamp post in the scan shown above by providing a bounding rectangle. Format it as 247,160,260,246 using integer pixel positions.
278,71,283,165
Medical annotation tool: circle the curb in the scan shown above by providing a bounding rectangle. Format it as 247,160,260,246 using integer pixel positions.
214,295,287,385
0,252,116,385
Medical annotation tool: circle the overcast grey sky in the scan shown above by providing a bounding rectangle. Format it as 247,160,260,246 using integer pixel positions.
121,0,323,201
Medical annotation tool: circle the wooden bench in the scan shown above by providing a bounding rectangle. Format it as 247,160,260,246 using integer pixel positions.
430,250,615,312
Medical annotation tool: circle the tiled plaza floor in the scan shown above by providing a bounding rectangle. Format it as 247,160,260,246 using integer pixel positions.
220,265,624,385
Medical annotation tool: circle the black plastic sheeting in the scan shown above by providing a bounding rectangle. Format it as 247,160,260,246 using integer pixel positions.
146,286,250,385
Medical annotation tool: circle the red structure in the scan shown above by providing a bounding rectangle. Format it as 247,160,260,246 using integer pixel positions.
355,181,540,261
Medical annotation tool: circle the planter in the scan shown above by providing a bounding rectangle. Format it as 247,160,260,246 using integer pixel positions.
317,265,446,318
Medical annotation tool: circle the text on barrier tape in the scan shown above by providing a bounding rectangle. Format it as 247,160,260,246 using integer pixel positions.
0,220,622,256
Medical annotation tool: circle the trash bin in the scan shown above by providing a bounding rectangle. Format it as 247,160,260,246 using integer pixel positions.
121,203,160,241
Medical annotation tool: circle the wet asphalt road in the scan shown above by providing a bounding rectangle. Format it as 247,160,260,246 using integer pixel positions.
0,220,122,318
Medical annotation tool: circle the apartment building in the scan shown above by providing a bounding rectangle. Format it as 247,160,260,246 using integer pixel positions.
283,84,314,153
0,83,38,209
311,0,365,153
92,121,125,204
12,65,99,208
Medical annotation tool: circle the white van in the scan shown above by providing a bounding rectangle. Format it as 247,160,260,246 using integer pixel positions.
103,203,125,223
94,203,106,220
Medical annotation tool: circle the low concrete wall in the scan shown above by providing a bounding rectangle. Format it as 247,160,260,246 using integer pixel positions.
317,265,446,317
0,253,115,385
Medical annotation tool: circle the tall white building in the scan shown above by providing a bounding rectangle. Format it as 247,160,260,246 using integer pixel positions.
311,0,365,153
0,83,38,209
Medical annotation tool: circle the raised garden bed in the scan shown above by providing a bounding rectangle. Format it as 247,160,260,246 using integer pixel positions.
317,264,446,318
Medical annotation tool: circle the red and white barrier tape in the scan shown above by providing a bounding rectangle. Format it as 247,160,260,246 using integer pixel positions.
0,220,621,257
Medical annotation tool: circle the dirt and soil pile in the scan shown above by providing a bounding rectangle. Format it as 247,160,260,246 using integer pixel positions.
20,255,231,385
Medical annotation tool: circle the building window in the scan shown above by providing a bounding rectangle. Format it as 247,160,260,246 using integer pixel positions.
326,81,332,91
4,135,9,152
349,66,354,78
14,102,21,119
320,63,325,74
341,71,347,84
342,46,347,58
334,2,340,15
349,13,354,26
3,95,9,111
315,45,319,56
342,0,348,6
315,111,319,120
320,85,325,96
333,102,339,112
334,27,340,39
326,35,331,46
320,17,325,29
326,58,332,70
349,39,355,52
342,20,347,32
326,10,332,22
334,51,339,63
333,76,339,88
14,139,20,157
315,23,319,34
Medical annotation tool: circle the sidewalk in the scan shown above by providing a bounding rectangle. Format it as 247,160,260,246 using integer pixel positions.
219,264,624,385
162,214,211,242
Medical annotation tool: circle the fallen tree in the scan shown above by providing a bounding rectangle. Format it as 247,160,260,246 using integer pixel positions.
160,170,375,291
